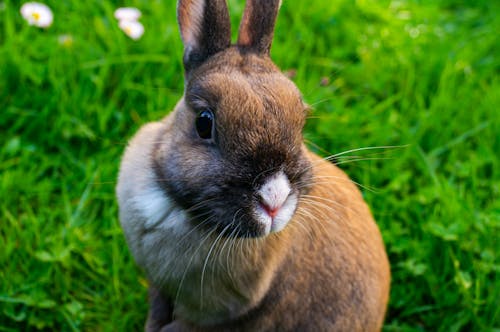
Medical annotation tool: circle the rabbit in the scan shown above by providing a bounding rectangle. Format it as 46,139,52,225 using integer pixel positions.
116,0,390,331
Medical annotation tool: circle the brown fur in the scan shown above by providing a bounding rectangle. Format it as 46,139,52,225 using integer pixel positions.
143,153,390,332
238,0,281,54
178,0,231,72
117,1,390,331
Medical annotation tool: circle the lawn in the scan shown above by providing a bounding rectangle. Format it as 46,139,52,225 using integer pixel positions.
0,0,499,331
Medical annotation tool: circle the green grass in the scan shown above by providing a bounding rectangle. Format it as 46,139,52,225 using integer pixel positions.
0,0,498,331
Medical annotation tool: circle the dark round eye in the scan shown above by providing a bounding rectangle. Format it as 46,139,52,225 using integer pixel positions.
195,109,214,139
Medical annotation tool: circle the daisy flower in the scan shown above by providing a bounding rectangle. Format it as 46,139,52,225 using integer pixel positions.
20,2,53,28
58,34,74,48
118,20,144,40
114,7,144,40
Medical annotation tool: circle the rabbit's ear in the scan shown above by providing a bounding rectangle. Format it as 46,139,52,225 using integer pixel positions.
237,0,282,55
177,0,231,73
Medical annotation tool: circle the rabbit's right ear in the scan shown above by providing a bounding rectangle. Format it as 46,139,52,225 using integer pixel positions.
177,0,231,74
237,0,282,55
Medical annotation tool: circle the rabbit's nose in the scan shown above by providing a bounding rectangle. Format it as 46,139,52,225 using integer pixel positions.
257,171,291,218
259,201,282,219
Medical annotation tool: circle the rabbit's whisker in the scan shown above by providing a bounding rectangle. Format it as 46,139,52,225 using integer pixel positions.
173,221,218,312
219,209,242,273
200,222,232,309
329,145,408,158
333,157,393,166
296,175,378,193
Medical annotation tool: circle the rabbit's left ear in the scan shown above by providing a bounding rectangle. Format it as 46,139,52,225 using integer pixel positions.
237,0,282,55
177,0,231,73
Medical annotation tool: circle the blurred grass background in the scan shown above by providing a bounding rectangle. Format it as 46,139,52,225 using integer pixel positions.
0,0,499,331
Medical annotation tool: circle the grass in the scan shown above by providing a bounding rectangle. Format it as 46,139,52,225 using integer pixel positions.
0,0,498,331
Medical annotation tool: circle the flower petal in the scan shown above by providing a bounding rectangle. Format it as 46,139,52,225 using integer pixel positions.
20,2,53,28
114,7,141,21
118,20,145,40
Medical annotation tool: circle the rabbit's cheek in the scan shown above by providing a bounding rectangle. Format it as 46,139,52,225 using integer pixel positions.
129,184,178,230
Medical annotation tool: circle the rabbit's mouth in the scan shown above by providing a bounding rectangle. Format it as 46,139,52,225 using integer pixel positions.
253,171,298,236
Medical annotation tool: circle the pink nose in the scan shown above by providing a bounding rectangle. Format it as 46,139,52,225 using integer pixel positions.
261,203,280,218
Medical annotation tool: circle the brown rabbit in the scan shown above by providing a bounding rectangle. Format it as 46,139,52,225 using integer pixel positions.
116,0,390,331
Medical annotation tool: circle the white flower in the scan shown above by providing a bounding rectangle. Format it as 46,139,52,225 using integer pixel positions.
118,20,144,40
20,2,53,28
58,34,73,47
114,7,141,22
114,7,144,40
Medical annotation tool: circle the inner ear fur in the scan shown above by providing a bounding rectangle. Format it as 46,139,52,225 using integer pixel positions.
237,0,282,55
177,0,231,73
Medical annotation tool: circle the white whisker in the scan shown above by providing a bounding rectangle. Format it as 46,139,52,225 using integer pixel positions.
200,222,232,309
173,222,218,311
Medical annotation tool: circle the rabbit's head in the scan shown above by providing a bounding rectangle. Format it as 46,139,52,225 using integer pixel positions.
153,0,312,238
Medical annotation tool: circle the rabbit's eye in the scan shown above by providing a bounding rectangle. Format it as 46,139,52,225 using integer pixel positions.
196,109,214,139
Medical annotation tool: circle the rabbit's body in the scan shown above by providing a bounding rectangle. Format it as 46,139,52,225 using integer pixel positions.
118,120,389,330
117,1,390,331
